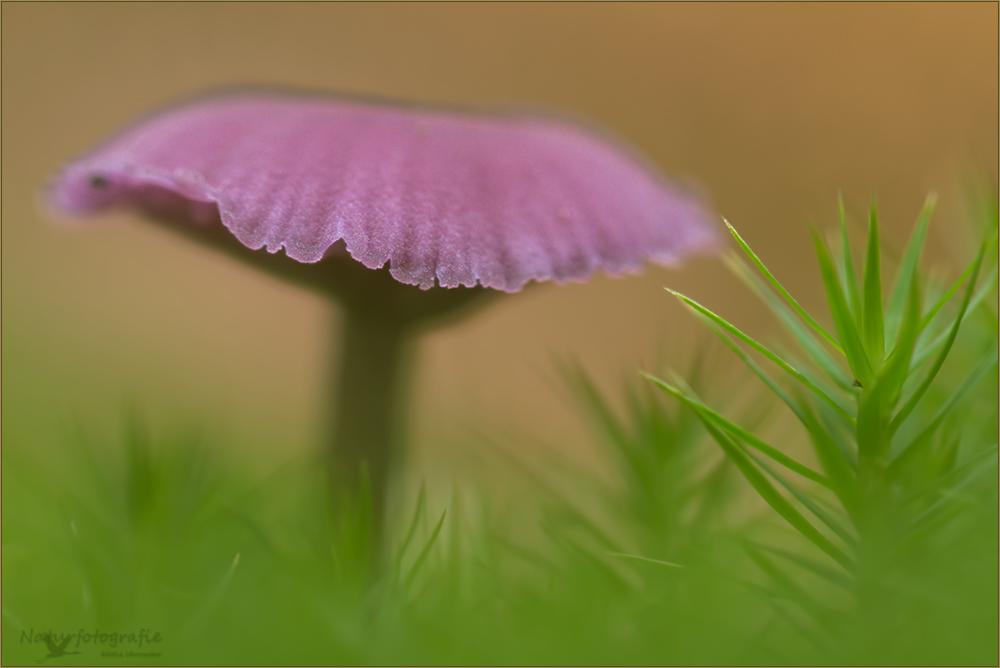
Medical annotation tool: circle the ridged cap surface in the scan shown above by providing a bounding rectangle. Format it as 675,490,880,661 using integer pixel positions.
49,94,718,292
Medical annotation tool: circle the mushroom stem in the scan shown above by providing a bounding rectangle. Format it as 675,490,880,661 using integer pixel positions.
329,306,412,564
142,203,499,566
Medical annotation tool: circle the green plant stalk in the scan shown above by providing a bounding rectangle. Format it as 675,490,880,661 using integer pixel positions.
654,198,998,657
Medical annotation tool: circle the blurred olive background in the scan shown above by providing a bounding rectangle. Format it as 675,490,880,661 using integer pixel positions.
2,3,997,480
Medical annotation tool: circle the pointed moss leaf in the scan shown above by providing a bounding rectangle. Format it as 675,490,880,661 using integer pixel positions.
862,203,885,364
904,445,998,508
855,273,922,469
855,390,891,473
725,219,843,353
540,523,632,590
405,509,447,588
899,502,971,553
798,403,864,524
659,371,826,486
182,552,241,636
668,288,855,425
693,309,809,422
673,369,849,503
607,552,684,569
885,195,934,346
918,228,997,334
743,541,827,618
743,447,857,547
685,315,859,520
395,482,427,569
887,343,998,481
937,433,961,479
877,272,922,406
758,595,835,654
816,402,858,469
644,373,831,488
901,439,997,505
727,253,854,391
905,450,998,536
794,363,857,422
813,229,874,387
690,457,733,528
558,359,629,450
918,264,973,334
742,571,827,637
890,239,987,435
910,263,998,370
839,195,864,324
692,410,853,570
759,544,854,591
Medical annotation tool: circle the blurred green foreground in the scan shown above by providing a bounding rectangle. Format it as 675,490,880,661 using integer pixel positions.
3,192,997,666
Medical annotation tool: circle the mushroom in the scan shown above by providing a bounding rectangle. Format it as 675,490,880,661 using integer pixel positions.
47,90,719,557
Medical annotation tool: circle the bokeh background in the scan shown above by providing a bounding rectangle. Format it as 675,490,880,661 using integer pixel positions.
3,4,997,486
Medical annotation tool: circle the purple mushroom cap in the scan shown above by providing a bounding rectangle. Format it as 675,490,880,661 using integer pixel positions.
49,93,718,293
